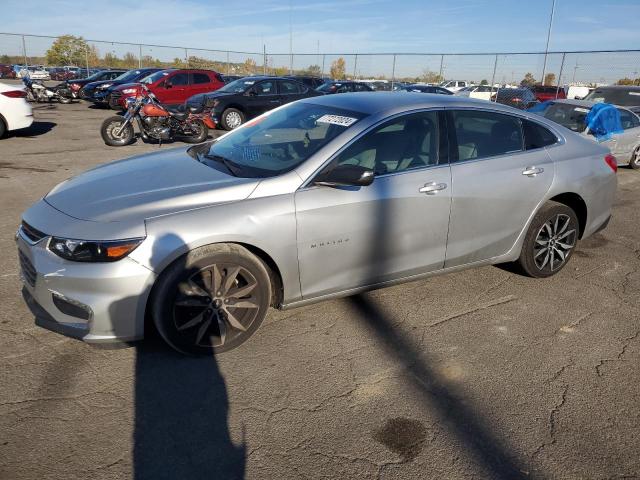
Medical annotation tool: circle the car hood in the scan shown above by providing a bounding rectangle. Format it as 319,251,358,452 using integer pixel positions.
188,91,237,108
112,82,142,92
45,147,260,224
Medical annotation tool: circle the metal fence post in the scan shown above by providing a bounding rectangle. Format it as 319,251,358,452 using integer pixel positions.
321,54,326,77
185,48,189,67
226,51,230,75
439,54,444,81
263,45,267,75
353,54,358,79
85,45,89,72
22,35,27,66
490,54,498,101
391,54,396,90
555,52,566,99
139,44,142,68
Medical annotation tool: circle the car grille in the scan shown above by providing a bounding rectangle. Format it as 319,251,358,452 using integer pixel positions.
19,250,37,287
21,221,47,243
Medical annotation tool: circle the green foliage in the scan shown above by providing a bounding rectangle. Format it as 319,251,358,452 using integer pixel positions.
521,72,536,86
305,64,322,76
543,73,556,86
480,79,488,85
617,77,640,86
330,57,346,79
45,35,98,66
421,70,443,84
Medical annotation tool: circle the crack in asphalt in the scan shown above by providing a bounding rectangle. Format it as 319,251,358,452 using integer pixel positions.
595,329,640,377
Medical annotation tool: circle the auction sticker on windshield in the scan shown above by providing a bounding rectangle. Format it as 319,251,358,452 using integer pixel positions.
316,114,358,127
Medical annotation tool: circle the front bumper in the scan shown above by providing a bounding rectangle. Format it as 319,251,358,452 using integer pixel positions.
16,226,156,343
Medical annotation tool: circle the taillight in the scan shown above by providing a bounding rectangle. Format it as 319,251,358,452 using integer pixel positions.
1,90,27,98
604,154,617,173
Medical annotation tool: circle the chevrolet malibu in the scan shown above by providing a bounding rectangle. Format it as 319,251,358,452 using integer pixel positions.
17,93,617,355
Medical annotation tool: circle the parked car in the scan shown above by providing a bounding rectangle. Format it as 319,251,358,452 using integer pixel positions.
17,93,616,355
401,84,453,95
284,75,327,89
17,66,49,80
566,86,591,100
316,81,374,94
584,86,640,114
455,85,495,101
64,69,127,98
109,68,225,110
49,67,77,81
528,84,567,102
187,76,322,130
0,64,17,79
0,82,33,138
80,68,162,106
492,87,538,109
439,80,469,92
531,99,640,169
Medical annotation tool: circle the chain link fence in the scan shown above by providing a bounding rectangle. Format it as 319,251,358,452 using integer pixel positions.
2,32,640,93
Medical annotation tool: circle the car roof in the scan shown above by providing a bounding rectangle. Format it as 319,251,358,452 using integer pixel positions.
546,99,634,111
299,91,518,115
591,85,640,91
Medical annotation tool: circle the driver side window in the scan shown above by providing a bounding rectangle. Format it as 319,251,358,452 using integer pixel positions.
255,81,276,95
330,111,441,176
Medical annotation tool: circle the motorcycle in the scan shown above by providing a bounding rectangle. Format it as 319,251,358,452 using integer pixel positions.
100,85,212,147
22,74,72,104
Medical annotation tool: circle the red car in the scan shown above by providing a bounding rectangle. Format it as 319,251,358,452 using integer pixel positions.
0,64,16,79
109,69,224,109
529,84,566,102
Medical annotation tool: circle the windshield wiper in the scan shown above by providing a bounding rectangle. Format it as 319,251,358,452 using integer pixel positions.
203,154,240,177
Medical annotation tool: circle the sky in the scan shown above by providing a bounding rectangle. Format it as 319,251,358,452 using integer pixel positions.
2,0,640,82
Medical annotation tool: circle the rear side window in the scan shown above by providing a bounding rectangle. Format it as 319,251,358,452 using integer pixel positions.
451,110,523,162
618,109,640,130
169,73,189,86
522,119,558,149
193,73,210,84
279,80,302,94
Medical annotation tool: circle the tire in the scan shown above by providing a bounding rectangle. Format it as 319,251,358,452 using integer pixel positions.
0,117,6,139
151,243,272,355
518,201,579,278
630,147,640,170
100,116,134,146
58,95,72,104
220,108,244,130
181,119,209,143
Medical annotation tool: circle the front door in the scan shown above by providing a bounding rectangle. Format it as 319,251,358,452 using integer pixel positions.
246,80,280,117
444,109,554,267
295,110,452,300
156,71,189,104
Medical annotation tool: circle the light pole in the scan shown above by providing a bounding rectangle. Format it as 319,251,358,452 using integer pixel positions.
541,0,556,84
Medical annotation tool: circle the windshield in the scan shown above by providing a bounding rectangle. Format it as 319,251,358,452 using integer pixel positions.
584,88,640,107
542,103,590,132
218,78,256,93
141,70,171,84
202,102,367,178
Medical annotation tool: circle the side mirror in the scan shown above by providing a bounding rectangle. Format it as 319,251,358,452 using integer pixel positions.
314,164,374,188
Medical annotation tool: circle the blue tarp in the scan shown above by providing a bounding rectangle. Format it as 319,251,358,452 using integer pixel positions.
585,103,623,142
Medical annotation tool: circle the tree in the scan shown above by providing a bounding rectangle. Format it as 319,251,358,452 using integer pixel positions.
330,57,346,79
46,35,98,66
543,73,556,86
306,64,322,76
480,79,488,85
243,58,257,74
420,69,443,84
617,77,640,86
520,72,536,86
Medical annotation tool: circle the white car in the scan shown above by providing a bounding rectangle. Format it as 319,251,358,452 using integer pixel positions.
0,82,33,138
17,66,50,80
455,85,495,101
439,80,470,92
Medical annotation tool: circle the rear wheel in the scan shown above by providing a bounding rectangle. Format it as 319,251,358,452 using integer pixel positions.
181,119,209,143
221,108,244,130
0,117,6,139
100,116,134,146
151,243,272,355
518,201,579,278
630,147,640,170
58,95,72,104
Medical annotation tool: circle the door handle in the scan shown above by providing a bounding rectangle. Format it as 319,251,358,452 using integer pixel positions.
522,166,544,177
269,100,280,103
419,182,447,194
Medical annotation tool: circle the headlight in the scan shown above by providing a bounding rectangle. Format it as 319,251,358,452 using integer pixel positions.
122,88,137,94
48,237,144,262
97,83,113,90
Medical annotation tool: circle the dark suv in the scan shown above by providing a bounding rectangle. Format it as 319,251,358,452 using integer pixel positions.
63,69,127,98
315,81,374,94
81,68,162,105
584,86,640,114
492,88,539,110
284,76,328,89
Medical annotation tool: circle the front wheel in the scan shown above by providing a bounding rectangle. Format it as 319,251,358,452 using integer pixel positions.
181,119,209,144
100,116,134,146
151,243,272,355
517,201,579,278
58,95,72,104
630,147,640,170
220,108,244,130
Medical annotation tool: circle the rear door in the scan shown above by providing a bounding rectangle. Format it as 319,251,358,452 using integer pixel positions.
444,109,554,267
189,71,215,96
614,108,640,162
295,110,451,299
246,80,280,117
277,79,306,105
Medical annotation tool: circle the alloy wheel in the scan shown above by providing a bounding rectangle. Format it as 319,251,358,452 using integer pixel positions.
533,214,577,272
225,111,242,129
172,263,262,348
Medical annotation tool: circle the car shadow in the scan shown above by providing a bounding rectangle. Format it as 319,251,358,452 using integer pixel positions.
110,233,246,479
10,121,56,138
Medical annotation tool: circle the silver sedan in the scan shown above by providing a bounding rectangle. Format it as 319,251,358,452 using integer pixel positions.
17,93,617,355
